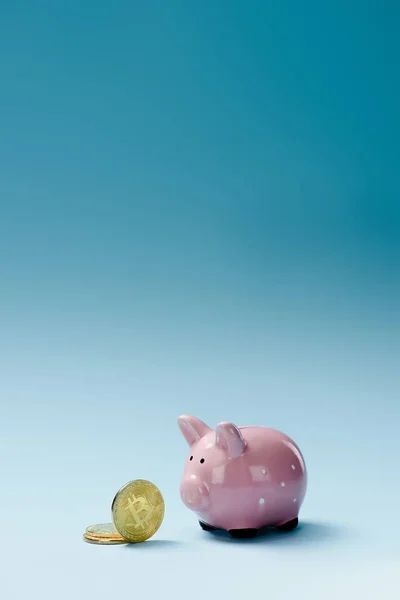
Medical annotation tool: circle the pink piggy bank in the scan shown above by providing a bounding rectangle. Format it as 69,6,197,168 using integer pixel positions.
178,414,307,538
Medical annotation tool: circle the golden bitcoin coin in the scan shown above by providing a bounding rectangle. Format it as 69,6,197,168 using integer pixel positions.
83,522,127,545
111,479,165,543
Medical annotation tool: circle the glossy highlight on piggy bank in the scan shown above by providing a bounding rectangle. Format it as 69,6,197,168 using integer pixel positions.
178,415,307,538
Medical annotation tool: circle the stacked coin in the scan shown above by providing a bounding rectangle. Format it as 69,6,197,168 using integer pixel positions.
83,523,127,545
83,479,165,545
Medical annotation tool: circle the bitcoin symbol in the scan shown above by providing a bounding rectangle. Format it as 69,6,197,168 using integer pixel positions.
124,494,154,530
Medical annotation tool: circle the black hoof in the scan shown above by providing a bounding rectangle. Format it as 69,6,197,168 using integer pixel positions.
276,517,298,532
199,521,218,532
228,528,258,539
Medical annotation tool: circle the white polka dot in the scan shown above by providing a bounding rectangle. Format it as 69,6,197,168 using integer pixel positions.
205,442,213,449
259,498,265,505
291,464,296,470
281,481,285,487
261,468,267,475
293,498,297,502
190,474,196,479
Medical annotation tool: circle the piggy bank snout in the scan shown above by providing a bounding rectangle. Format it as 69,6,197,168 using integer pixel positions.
180,478,210,511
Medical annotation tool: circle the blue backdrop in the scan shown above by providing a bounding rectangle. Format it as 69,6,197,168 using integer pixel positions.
0,1,398,599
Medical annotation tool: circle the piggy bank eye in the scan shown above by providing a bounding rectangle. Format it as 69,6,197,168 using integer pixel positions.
200,458,205,464
189,456,193,461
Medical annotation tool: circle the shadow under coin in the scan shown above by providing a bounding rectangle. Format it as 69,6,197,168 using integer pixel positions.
124,539,183,549
202,520,356,547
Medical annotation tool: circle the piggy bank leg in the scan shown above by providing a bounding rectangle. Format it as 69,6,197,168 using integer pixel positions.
199,521,258,538
276,517,298,532
199,521,219,532
228,528,258,539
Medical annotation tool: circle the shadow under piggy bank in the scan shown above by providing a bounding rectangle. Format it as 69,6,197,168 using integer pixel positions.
201,520,354,547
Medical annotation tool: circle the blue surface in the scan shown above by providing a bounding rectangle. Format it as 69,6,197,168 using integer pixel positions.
0,2,399,598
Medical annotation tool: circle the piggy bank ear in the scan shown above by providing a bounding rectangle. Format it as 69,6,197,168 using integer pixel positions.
177,415,212,446
215,422,246,458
